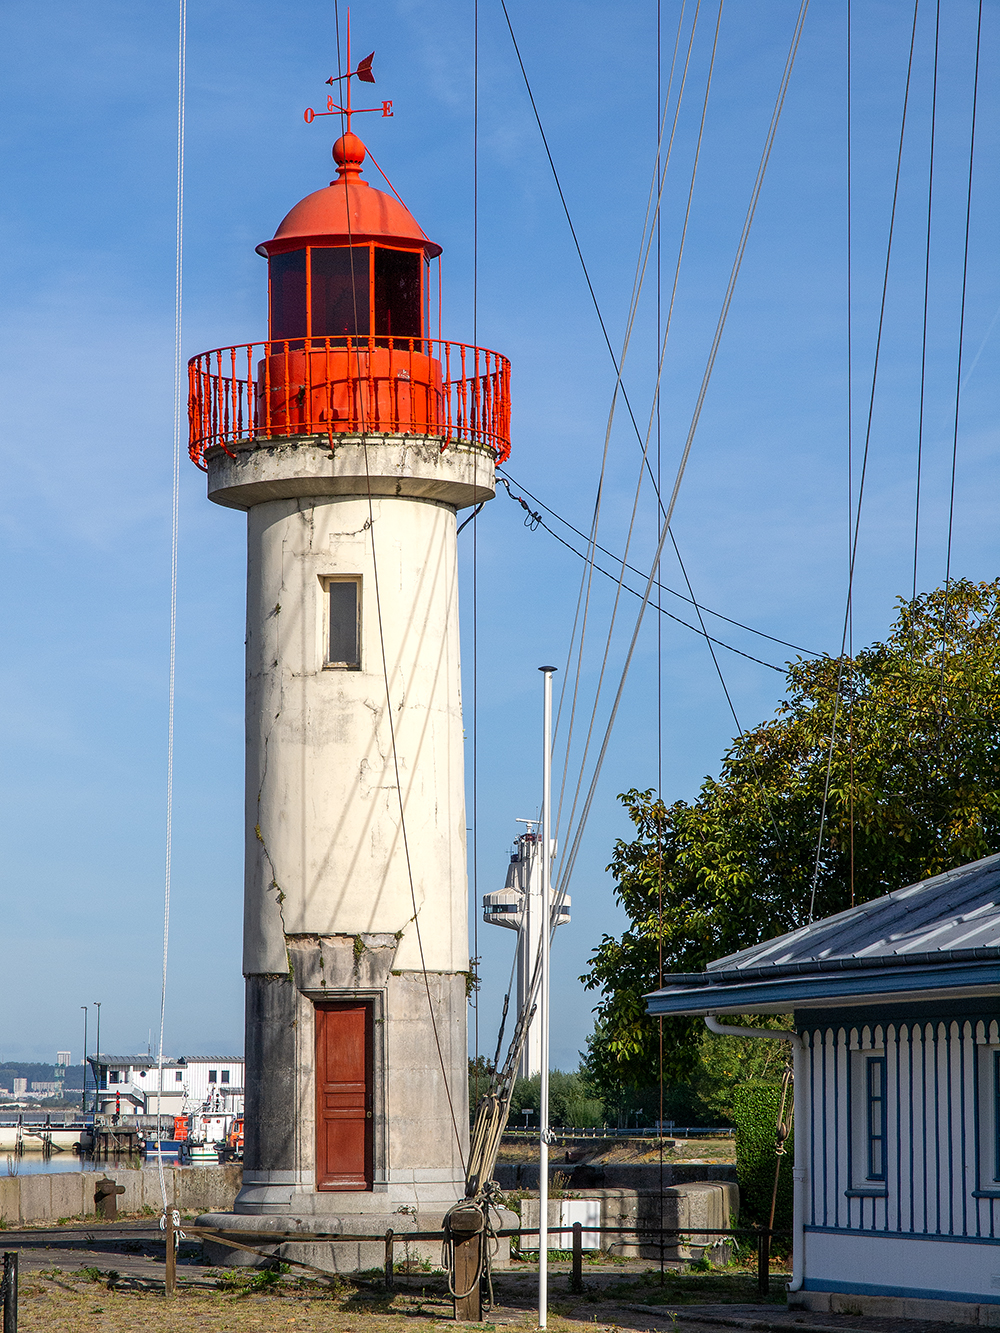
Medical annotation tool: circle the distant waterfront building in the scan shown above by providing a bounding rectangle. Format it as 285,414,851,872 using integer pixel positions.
56,1051,70,1067
30,1082,61,1095
12,1079,27,1096
91,1055,244,1116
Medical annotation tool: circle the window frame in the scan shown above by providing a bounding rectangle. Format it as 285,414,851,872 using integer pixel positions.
973,1042,1000,1196
865,1055,887,1182
846,1043,889,1198
322,576,362,671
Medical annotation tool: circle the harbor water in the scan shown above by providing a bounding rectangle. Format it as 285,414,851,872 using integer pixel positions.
4,1152,111,1176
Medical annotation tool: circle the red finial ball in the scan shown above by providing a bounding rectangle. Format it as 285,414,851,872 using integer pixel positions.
333,132,366,178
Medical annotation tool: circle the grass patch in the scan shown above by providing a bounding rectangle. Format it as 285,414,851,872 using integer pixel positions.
601,1264,790,1306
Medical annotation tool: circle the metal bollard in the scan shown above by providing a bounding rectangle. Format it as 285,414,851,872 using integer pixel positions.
571,1222,583,1293
2,1251,18,1333
384,1229,394,1289
756,1230,769,1296
165,1210,176,1297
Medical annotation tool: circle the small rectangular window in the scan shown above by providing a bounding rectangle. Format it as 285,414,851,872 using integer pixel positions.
326,579,361,668
208,1070,217,1084
866,1056,887,1181
175,1071,183,1082
221,1070,230,1084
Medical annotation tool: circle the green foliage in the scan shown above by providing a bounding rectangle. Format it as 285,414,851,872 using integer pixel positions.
508,1069,604,1128
215,1262,291,1293
468,1055,495,1119
582,580,1000,1095
582,1018,791,1125
733,1082,793,1231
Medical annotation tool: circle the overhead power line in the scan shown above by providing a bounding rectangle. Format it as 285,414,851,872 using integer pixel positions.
496,470,819,657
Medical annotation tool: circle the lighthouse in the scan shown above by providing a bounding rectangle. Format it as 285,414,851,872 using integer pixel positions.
190,67,510,1266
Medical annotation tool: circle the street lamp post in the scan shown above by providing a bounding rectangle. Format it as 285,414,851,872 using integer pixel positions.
93,1002,101,1115
80,1006,88,1114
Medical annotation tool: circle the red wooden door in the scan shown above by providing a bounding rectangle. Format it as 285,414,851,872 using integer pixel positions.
315,1002,372,1190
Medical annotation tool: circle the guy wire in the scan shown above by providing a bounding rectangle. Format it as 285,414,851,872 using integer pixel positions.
913,0,940,601
808,0,919,922
939,0,983,729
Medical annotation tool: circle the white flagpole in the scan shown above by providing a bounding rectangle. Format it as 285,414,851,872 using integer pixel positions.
538,664,556,1330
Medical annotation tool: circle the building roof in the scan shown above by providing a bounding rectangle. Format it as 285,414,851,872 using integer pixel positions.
646,853,1000,1017
177,1056,244,1064
91,1056,182,1068
91,1055,243,1067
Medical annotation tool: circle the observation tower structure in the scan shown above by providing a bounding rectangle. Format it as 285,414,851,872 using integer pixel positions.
483,828,570,1079
190,67,510,1265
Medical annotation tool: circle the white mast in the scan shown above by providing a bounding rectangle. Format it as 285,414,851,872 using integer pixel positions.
538,664,556,1330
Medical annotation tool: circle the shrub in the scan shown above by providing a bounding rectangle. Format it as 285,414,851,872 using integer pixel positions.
732,1081,793,1231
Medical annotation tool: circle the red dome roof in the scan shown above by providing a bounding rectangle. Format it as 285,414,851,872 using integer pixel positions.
256,132,442,259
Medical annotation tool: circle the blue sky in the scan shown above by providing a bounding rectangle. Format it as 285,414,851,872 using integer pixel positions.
1,0,998,1074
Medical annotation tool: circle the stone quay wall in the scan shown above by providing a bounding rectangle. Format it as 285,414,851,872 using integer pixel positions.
0,1164,243,1225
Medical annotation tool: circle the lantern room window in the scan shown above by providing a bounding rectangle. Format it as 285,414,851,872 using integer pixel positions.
269,250,307,341
374,248,421,339
268,245,424,343
311,247,370,338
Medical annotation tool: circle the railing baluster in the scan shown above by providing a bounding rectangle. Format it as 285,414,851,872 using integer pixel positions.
185,338,511,471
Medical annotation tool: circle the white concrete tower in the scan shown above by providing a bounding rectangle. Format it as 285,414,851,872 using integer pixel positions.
483,830,570,1079
190,109,510,1266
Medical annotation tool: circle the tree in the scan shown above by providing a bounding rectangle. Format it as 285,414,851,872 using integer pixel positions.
582,579,1000,1097
508,1069,605,1128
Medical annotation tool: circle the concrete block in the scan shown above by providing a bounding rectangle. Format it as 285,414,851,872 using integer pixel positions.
517,1181,738,1263
801,1291,996,1326
111,1167,146,1216
18,1173,52,1222
174,1164,241,1213
49,1172,87,1220
0,1177,19,1226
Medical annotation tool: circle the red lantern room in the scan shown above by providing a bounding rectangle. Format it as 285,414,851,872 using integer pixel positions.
258,131,440,343
189,122,510,466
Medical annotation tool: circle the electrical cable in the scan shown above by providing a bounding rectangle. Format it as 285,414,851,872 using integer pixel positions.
556,0,727,859
912,0,940,601
942,0,982,616
157,0,186,1220
500,0,790,878
496,477,784,670
554,0,811,909
499,0,794,846
497,469,819,655
546,0,706,847
808,0,919,922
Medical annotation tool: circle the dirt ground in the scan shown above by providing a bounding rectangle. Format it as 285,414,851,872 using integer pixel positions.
0,1214,968,1333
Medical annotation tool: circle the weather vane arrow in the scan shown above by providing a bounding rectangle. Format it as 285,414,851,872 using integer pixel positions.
303,16,393,132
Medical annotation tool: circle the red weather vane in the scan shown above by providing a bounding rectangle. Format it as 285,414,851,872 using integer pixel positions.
303,16,393,132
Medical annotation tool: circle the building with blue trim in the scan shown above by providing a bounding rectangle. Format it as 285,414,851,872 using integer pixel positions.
646,853,1000,1322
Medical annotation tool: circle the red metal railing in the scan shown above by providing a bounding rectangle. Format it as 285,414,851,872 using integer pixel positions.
188,336,511,469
